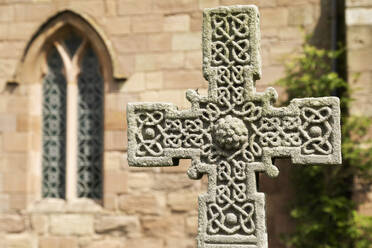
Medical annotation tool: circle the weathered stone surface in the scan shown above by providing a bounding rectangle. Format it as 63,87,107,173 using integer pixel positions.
95,216,140,237
0,215,25,233
167,190,198,211
163,14,190,32
118,193,166,215
50,214,94,235
86,240,125,248
165,238,195,248
126,238,164,248
346,8,372,25
5,234,34,248
185,215,198,235
141,215,185,238
127,5,342,248
39,237,78,248
30,214,48,235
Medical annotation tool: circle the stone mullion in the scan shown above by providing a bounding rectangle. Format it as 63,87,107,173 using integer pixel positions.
54,39,87,201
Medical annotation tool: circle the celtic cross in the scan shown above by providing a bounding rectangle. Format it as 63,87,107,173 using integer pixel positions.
127,5,341,248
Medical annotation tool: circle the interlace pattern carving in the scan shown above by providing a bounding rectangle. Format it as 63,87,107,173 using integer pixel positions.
127,6,342,248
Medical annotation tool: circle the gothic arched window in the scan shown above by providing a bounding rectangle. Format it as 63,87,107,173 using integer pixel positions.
42,28,103,200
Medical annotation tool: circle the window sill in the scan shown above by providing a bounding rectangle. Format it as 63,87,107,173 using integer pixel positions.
27,198,103,214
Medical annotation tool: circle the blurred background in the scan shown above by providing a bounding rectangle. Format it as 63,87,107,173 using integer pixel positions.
0,0,371,247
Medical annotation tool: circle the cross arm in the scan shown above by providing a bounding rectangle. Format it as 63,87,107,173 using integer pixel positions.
127,102,205,167
251,96,341,176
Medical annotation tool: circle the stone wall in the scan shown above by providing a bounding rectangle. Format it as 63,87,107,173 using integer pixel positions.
346,0,372,216
0,0,327,247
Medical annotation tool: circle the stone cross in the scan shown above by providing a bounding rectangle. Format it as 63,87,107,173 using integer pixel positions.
127,5,341,248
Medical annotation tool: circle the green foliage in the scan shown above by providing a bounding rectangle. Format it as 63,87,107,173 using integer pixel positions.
277,41,372,248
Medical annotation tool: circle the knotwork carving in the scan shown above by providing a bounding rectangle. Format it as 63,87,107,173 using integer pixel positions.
127,6,342,248
300,106,333,155
207,160,255,235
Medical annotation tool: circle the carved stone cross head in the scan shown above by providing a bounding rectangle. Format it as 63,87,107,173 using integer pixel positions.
127,5,342,248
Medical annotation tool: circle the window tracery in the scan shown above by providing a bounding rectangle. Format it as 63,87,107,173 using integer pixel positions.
41,29,103,200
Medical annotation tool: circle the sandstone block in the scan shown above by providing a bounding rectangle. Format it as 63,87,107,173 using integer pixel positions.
148,33,172,52
172,32,201,51
105,93,140,112
87,240,125,248
126,238,164,248
198,0,219,9
105,111,126,131
118,193,166,215
103,193,117,210
165,238,195,248
221,0,276,7
5,234,34,248
104,170,128,194
142,215,185,238
0,194,9,212
14,3,55,22
0,215,25,233
260,8,288,27
0,41,24,59
3,132,30,153
153,173,194,191
103,17,130,35
190,11,202,32
39,237,78,248
3,170,27,193
119,72,146,93
113,35,148,54
145,71,163,90
117,53,136,76
30,214,48,235
260,66,286,86
163,14,190,32
7,22,39,40
185,215,198,235
346,0,372,7
50,214,94,235
277,0,309,6
118,0,153,15
65,199,103,213
0,5,14,22
7,96,29,114
135,52,185,71
68,1,105,17
131,15,164,33
167,190,199,212
346,8,372,25
153,0,198,13
269,42,299,65
127,172,154,191
104,130,127,151
348,48,372,72
104,0,117,16
104,152,126,171
163,70,205,89
278,27,303,41
288,5,314,26
185,50,202,69
95,215,140,237
347,26,372,50
0,114,16,132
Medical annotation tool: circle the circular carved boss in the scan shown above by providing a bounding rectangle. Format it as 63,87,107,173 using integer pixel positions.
213,115,248,150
